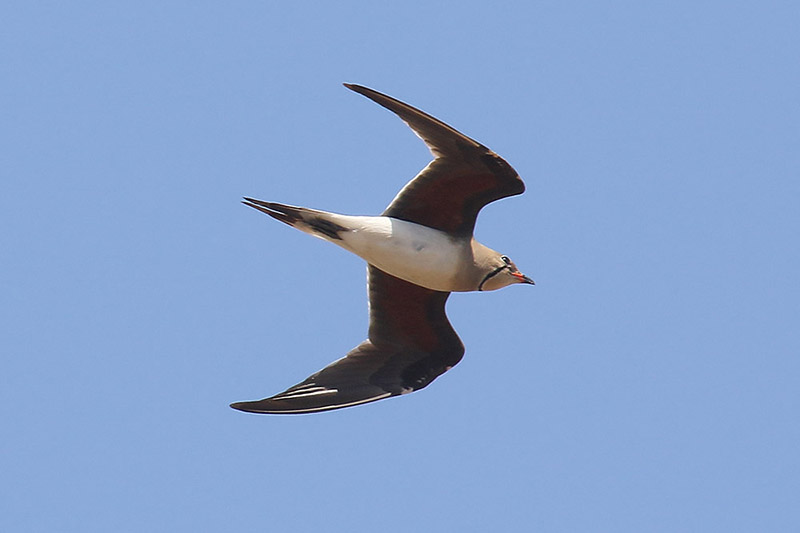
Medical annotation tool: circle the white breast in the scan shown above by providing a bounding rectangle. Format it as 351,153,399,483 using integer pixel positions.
332,215,469,292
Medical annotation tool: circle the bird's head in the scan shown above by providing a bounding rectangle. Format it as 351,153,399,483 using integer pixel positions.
477,253,535,291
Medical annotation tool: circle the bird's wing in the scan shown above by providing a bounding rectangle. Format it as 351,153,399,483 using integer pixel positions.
344,83,525,237
230,266,464,414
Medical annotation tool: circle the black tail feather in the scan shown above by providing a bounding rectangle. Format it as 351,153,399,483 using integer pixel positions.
243,198,346,240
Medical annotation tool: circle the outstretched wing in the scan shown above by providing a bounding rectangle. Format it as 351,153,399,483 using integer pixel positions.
230,267,464,414
344,83,525,237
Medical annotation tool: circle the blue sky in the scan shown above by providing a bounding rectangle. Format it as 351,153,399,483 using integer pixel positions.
3,1,798,531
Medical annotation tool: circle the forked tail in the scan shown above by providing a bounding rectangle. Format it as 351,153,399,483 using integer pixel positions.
242,198,347,241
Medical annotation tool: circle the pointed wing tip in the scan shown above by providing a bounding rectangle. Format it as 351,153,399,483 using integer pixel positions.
229,399,293,415
343,82,371,96
229,389,396,415
229,401,257,413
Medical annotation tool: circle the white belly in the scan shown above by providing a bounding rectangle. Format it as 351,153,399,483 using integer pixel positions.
333,216,467,291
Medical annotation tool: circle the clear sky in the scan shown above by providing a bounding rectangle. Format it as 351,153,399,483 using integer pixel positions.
3,1,799,531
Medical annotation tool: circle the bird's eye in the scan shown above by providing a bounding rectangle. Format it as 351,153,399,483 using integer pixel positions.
501,255,511,265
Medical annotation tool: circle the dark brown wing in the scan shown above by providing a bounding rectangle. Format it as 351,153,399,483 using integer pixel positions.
344,83,525,237
230,267,464,414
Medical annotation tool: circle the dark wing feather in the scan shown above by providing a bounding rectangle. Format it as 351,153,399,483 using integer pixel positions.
344,83,525,237
230,267,464,414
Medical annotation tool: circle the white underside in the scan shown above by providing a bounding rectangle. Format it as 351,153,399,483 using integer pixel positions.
318,215,471,292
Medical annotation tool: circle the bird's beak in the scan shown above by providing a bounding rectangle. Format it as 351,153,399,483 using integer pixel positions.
512,272,535,285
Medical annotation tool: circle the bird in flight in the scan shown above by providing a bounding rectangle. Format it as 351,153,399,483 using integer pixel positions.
231,83,533,414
